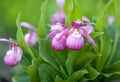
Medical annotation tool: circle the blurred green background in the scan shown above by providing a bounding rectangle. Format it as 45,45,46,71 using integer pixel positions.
0,0,119,82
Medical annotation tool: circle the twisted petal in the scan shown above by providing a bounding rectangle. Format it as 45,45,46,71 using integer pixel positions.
21,22,36,31
46,30,60,38
50,23,65,31
80,28,96,46
56,28,69,40
0,38,15,45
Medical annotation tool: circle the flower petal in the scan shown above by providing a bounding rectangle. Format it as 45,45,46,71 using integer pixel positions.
66,29,84,50
82,25,94,34
0,38,15,44
50,23,65,31
80,28,96,46
4,46,23,67
72,21,84,27
46,30,60,38
56,28,69,40
82,16,90,24
52,35,66,50
21,22,36,31
24,31,38,46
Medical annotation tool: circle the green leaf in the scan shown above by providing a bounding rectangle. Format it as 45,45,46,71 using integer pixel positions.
110,60,120,70
104,72,120,78
64,0,73,14
54,51,67,68
37,0,48,37
16,13,36,59
90,32,104,38
103,60,120,77
20,53,32,66
74,52,97,69
64,0,73,27
16,13,27,47
114,0,120,28
94,0,104,17
60,66,68,79
106,29,119,67
38,64,59,82
26,62,40,82
71,0,82,21
95,0,114,31
85,66,100,80
12,72,30,82
55,76,65,82
66,69,88,82
96,28,112,71
64,0,82,27
39,39,62,71
79,77,89,82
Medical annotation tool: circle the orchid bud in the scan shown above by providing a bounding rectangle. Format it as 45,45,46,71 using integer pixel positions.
56,0,65,10
0,39,23,67
21,22,38,46
66,29,84,50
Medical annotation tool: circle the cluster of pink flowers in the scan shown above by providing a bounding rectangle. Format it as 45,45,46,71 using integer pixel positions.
0,0,96,67
0,22,38,67
46,0,96,51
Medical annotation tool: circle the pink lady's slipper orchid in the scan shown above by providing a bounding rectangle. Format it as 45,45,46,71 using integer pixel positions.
0,39,23,67
47,17,96,50
21,22,38,46
66,21,96,50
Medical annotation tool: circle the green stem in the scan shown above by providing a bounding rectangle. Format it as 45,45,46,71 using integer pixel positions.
96,37,103,71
